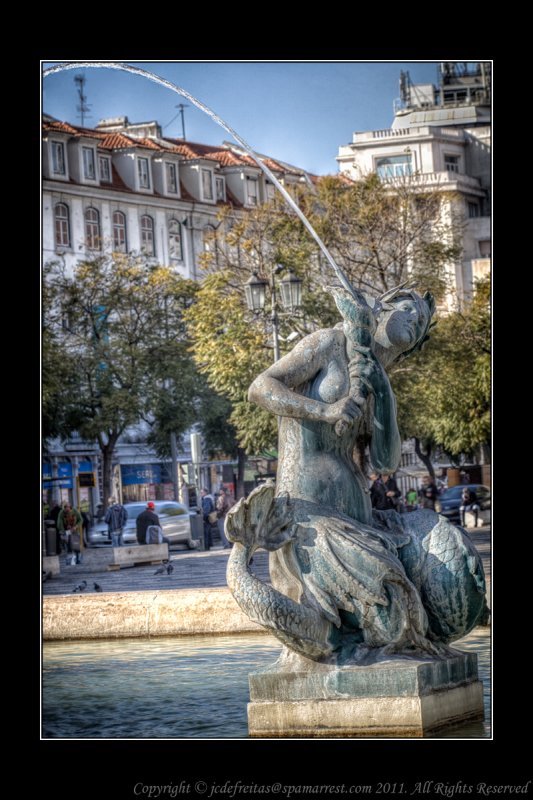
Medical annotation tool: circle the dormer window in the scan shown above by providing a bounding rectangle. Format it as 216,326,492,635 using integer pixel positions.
246,176,258,206
201,169,213,201
51,141,66,175
215,176,226,202
82,147,96,180
165,162,178,194
99,156,111,183
138,157,151,190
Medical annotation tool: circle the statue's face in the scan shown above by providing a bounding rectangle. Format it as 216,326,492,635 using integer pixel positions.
374,295,429,357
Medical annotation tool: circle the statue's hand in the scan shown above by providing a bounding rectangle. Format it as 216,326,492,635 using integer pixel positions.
347,346,385,393
323,396,362,428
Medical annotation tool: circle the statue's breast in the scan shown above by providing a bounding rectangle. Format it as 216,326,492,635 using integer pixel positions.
312,359,349,404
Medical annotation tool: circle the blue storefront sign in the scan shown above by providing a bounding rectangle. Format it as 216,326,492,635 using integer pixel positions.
42,461,94,489
121,464,162,486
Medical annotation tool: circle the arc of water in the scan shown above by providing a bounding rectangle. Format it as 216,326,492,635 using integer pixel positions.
43,61,356,298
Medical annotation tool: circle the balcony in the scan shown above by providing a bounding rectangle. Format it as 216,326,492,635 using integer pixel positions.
380,170,484,195
352,125,464,144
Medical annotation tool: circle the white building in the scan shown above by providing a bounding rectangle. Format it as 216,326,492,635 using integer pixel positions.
337,62,491,307
43,115,312,279
42,114,316,511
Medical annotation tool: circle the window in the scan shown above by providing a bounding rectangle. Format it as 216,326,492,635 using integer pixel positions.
165,162,178,194
54,203,70,248
51,141,66,175
444,154,460,173
247,176,258,205
215,176,226,201
99,156,111,182
85,208,101,250
112,211,127,252
479,240,491,258
168,219,183,261
138,157,151,189
201,169,213,200
468,202,480,218
82,147,96,180
265,180,275,201
140,215,155,256
375,155,412,178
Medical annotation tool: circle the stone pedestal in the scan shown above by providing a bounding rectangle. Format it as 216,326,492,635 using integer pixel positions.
248,651,483,737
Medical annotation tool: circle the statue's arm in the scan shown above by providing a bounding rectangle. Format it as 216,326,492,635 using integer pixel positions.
249,331,357,424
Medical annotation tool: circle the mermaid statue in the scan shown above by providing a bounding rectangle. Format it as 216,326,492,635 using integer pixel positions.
226,281,488,665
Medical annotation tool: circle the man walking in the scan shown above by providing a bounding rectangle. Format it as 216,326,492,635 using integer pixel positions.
105,497,128,547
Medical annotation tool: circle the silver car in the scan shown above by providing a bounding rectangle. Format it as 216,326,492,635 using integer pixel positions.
88,501,198,549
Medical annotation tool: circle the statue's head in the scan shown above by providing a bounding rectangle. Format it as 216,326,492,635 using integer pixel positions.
374,285,435,366
327,279,435,367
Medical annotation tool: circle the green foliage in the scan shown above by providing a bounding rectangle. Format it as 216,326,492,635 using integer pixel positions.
186,175,466,453
391,277,490,459
184,270,278,452
43,255,208,497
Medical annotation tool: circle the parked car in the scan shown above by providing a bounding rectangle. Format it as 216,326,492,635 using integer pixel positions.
435,484,490,523
87,501,198,549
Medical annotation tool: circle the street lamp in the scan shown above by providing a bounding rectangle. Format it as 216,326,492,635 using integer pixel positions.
244,265,302,362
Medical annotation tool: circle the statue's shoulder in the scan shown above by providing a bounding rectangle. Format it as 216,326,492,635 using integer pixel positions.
300,326,344,352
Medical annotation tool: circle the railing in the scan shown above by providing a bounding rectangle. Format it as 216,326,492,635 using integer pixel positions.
353,126,465,143
381,171,481,190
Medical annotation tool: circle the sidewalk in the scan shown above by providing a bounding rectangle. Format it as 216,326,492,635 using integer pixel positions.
42,527,490,641
42,526,490,597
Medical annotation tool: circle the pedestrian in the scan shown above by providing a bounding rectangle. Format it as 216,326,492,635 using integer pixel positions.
104,497,128,547
460,487,480,527
79,498,91,547
369,473,388,510
201,488,216,550
216,488,233,549
382,473,402,511
135,501,171,546
57,503,83,564
48,502,62,554
136,501,160,544
405,487,418,512
370,473,400,511
418,476,439,510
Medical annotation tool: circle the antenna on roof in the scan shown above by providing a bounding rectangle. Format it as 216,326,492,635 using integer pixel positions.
74,74,92,126
163,103,189,140
177,104,188,140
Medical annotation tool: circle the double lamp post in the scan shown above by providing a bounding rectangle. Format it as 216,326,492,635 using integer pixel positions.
244,265,303,362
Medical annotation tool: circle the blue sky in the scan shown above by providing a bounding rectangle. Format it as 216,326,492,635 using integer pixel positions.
43,61,442,175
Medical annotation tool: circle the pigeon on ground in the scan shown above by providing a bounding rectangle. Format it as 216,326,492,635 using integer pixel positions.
166,563,174,574
93,582,102,592
72,580,88,593
154,565,166,575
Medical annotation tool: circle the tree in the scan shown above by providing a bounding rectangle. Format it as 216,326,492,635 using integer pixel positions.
43,255,200,505
391,277,490,466
185,175,465,454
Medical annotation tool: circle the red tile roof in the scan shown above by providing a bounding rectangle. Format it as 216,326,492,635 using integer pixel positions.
97,132,137,150
43,120,81,136
43,117,317,193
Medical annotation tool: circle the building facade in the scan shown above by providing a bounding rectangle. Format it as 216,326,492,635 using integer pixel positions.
337,62,491,308
43,115,312,279
42,114,315,512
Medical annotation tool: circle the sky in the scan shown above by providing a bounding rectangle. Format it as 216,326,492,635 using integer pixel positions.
42,61,442,175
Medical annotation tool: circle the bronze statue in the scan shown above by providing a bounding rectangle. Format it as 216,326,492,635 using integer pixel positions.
226,283,488,664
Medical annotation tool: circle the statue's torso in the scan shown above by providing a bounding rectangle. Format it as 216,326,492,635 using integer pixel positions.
276,331,372,524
